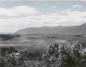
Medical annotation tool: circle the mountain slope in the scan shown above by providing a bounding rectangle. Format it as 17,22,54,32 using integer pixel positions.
16,23,86,35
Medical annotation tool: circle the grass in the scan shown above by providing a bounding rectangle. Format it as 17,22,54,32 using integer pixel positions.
24,61,46,67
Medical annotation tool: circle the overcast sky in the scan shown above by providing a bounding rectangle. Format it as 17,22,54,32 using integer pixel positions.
0,0,86,33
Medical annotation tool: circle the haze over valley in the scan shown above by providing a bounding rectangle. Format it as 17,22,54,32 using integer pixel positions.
0,23,86,48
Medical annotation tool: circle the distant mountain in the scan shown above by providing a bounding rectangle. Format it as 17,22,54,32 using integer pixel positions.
0,23,86,47
16,23,86,35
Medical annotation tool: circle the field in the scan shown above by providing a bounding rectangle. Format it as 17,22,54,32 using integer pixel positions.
0,34,86,47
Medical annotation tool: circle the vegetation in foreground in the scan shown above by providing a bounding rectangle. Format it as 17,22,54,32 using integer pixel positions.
0,40,86,67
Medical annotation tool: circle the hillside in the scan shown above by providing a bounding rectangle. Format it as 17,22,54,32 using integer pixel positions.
0,23,86,47
16,23,86,35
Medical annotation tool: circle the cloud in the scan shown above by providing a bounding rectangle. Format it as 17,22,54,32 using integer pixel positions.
0,6,40,18
0,5,86,33
66,4,83,12
72,4,82,9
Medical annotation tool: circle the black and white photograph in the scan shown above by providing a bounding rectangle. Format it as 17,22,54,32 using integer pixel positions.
0,0,86,67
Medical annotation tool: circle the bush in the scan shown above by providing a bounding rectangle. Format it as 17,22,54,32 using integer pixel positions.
43,40,86,67
0,47,25,67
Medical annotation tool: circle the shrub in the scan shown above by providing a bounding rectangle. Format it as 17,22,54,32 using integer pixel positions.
43,40,86,67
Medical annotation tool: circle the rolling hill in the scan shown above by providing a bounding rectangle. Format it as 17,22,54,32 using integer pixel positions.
0,23,86,47
16,23,86,35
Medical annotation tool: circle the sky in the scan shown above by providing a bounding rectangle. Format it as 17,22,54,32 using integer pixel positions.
0,0,86,33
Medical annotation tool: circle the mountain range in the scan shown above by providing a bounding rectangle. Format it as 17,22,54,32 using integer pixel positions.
0,23,86,47
16,23,86,35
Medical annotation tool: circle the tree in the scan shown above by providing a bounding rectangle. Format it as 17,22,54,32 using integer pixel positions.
43,40,86,67
0,47,26,67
